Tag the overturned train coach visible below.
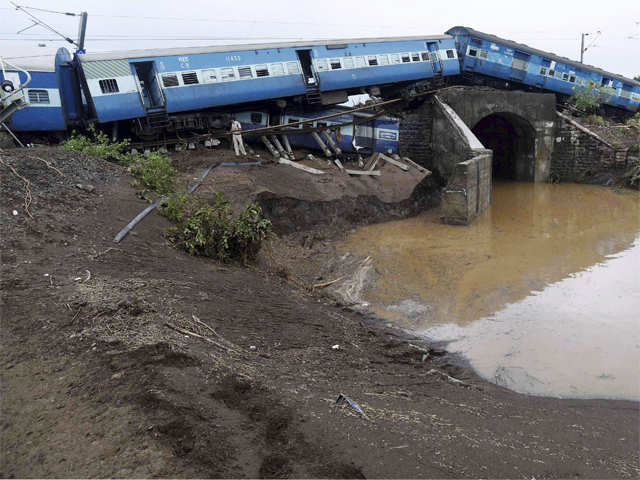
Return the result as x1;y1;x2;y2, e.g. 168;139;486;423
53;35;459;138
235;107;399;154
447;26;640;112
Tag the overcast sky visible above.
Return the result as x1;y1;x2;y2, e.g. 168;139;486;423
1;0;638;78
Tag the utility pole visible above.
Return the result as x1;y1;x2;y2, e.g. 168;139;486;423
580;33;586;63
76;11;88;53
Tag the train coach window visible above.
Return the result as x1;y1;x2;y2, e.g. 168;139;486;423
378;54;389;66
99;78;119;94
162;74;179;87
411;53;420;62
446;50;455;59
182;72;199;85
421;52;429;61
317;122;327;129
286;61;300;74
562;73;569;81
468;48;477;57
401;54;410;63
479;50;488;59
269;63;285;76
315;58;329;71
255;65;270;77
27;89;49;104
548;69;555;77
569;76;576;83
390;54;401;64
238;66;253;79
539;67;547;75
330;58;342;70
343;57;355;69
354;56;365;68
220;68;236;81
250;113;263;124
201;70;217;83
287;117;300;127
367;55;378;66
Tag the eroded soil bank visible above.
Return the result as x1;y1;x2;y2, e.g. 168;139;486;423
1;146;639;478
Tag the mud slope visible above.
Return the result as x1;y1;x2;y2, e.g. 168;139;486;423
1;147;638;479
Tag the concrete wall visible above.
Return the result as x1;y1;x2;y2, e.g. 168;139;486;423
551;118;628;182
441;153;493;225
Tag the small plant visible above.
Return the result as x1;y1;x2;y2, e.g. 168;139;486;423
129;151;175;196
626;113;640;130
63;125;130;160
583;114;606;126
161;193;272;264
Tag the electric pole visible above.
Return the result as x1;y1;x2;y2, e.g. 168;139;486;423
580;31;601;63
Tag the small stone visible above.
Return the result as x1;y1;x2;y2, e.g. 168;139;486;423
12;210;18;216
75;184;95;193
331;344;340;350
249;345;257;351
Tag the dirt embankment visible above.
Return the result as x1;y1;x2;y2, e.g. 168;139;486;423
1;146;639;479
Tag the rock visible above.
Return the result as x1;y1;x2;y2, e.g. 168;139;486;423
75;183;95;193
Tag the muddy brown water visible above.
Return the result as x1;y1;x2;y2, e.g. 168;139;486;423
340;182;640;401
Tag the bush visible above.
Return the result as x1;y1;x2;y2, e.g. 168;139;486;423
63;126;130;160
568;79;615;116
161;193;272;264
626;113;640;130
583;114;606;126
129;151;175;196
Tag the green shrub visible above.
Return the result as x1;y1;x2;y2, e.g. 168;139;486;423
129;151;175;196
161;193;272;264
568;79;615;116
583;114;606;126
626;113;640;130
63;126;130;160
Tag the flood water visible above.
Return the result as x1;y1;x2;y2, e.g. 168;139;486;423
340;182;640;400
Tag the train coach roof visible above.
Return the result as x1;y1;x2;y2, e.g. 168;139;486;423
447;26;640;87
77;35;453;62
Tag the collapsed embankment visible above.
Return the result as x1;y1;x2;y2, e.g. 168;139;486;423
1;145;639;479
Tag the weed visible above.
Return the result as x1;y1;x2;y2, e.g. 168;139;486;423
568;79;615;116
626;113;640;131
161;193;272;264
583;114;606;126
129;151;175;196
63;126;130;161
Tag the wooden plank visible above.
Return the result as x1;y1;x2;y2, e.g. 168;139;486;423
402;156;430;174
346;169;381;176
311;132;332;157
379;153;409;171
334;159;344;171
366;152;380;171
261;136;279;158
322;130;343;155
278;158;326;174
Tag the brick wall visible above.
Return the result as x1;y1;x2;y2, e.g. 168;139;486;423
398;101;433;167
551;119;624;181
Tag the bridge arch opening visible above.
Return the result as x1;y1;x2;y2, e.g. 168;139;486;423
472;112;536;181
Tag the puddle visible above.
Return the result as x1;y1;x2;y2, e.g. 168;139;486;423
340;182;640;400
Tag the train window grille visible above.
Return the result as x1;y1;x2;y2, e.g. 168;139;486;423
420;52;429;61
220;68;235;81
468;48;477;57
411;53;420;62
446;50;455;59
255;65;269;77
342;57;355;69
238;66;253;79
620;88;632;99
377;54;389;66
330;59;342;70
251;113;263;124
562;73;569;81
286;61;300;75
99;79;119;94
479;50;488;59
269;63;285;76
367;55;378;66
511;58;528;71
401;54;410;63
182;72;199;85
201;70;217;83
548;69;555;77
27;89;50;104
354;56;365;68
390;54;401;64
162;74;179;87
315;59;329;71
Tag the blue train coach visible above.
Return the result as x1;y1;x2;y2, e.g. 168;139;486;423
0;64;67;132
447;26;640;112
57;35;459;136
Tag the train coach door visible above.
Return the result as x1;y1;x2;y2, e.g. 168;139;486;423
426;42;443;74
296;50;317;87
131;61;165;110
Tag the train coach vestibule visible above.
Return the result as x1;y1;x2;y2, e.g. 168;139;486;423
472;113;536;181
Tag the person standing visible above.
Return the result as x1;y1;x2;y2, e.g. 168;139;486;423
230;117;247;156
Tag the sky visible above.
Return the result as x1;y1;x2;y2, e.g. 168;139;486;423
1;0;639;78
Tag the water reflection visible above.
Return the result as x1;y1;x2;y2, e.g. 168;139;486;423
340;182;640;400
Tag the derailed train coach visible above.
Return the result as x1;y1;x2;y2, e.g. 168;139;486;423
235;107;399;154
446;26;640;112
0;66;66;133
55;35;459;137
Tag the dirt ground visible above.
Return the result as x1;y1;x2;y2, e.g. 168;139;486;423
1;145;639;479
